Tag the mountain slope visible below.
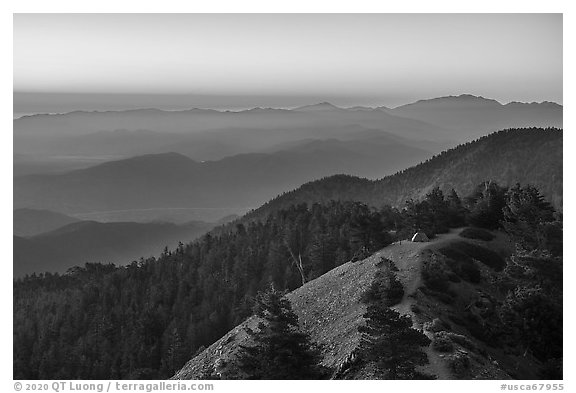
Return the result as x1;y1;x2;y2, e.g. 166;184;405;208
13;220;215;277
14;124;442;177
373;127;562;207
14;208;80;236
173;229;523;380
14;137;432;214
249;128;562;220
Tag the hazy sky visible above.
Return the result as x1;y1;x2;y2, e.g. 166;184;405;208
13;13;562;107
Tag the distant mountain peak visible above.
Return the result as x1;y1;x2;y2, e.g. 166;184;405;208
398;94;501;108
293;102;343;112
346;106;377;112
392;94;560;110
243;107;291;114
455;93;487;100
124;108;165;114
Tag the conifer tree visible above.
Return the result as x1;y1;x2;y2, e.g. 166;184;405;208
361;267;405;307
502;184;557;253
358;305;432;379
446;188;467;227
235;288;327;379
466;181;508;229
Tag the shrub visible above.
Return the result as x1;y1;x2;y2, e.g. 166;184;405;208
448;314;466;326
447;313;492;344
447;351;471;377
421;258;451;291
445;332;477;351
448;272;461;283
424;317;451;333
410;304;422;314
460;244;505;271
439;241;505;271
419;286;455;305
375;256;398;271
351;248;371;262
387;258;399;272
432;332;454;352
462;315;492;343
459;227;495;241
443;256;481;284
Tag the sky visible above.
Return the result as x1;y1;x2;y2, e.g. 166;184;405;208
13;13;563;111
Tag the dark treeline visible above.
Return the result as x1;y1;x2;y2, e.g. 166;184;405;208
13;182;561;379
475;184;563;377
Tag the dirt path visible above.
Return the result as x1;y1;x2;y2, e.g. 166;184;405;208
379;229;463;314
380;229;464;379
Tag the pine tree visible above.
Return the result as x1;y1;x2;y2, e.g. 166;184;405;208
350;211;391;253
502;184;557;253
499;286;562;361
425;187;450;233
358;305;432;379
466;181;508;229
162;326;187;375
308;233;337;278
235;288;327;379
361;267;405;307
446;188;467;227
403;199;434;237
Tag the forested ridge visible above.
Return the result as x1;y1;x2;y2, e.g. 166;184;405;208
249;128;562;220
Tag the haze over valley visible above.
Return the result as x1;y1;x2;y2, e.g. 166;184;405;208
13;94;562;216
12;95;563;274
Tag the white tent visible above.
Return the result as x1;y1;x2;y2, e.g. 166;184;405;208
411;232;429;242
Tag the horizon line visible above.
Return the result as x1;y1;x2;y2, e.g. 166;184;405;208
12;93;563;119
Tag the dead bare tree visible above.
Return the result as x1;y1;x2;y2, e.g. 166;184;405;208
284;239;307;286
